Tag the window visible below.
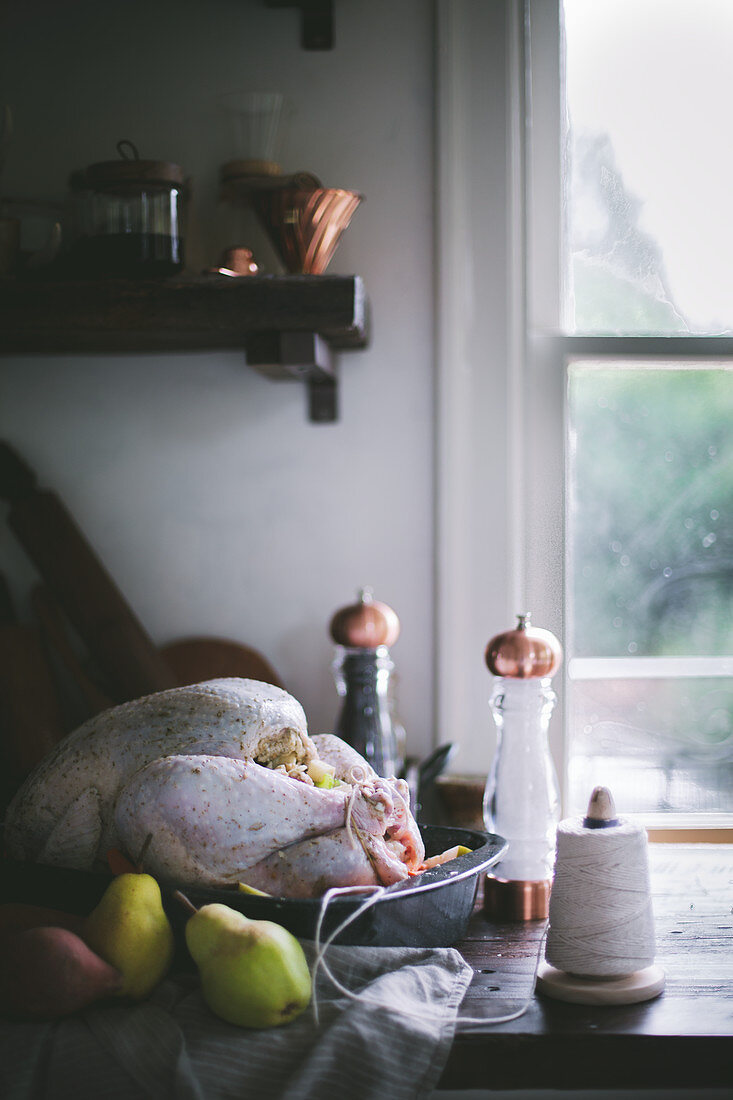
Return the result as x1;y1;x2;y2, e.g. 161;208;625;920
567;362;733;822
563;0;733;338
560;0;733;825
436;0;733;829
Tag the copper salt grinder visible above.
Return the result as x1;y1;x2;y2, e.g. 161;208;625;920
482;613;563;921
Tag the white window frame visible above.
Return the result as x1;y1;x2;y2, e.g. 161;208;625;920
435;0;733;825
436;0;564;785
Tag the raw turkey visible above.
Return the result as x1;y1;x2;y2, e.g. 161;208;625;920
3;679;424;897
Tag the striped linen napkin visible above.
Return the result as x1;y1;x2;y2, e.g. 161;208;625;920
0;943;473;1100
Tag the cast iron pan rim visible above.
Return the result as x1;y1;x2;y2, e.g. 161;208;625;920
187;825;508;910
0;825;507;919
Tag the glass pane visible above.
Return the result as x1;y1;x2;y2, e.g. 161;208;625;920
563;0;733;335
568;675;733;819
568;364;733;658
566;363;733;819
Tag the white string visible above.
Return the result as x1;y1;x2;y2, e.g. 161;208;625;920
545;817;656;977
312;884;386;1025
344;785;360;849
311;885;546;1028
452;921;547;1028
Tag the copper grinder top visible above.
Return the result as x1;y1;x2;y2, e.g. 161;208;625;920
329;587;400;649
485;612;562;679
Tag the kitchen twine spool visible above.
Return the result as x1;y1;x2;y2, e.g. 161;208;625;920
536;786;665;1005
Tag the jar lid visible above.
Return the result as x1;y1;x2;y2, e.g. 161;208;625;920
86;140;184;189
329;587;400;648
219;165;322;205
219;163;320;187
219;159;285;183
484;612;562;679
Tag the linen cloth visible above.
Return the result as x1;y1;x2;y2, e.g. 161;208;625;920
0;943;473;1100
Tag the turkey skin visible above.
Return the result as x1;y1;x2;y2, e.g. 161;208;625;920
3;678;424;896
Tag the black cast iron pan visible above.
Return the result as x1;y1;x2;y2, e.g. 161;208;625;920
1;826;506;949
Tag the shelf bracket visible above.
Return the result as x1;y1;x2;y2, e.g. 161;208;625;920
244;331;339;422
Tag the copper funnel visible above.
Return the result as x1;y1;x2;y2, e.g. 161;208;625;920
250;185;363;275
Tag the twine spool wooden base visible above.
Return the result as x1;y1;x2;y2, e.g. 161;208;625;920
537;962;665;1005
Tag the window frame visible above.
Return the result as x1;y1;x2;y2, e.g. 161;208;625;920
435;0;733;831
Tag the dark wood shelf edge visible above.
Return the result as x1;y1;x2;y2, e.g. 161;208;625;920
0;273;368;355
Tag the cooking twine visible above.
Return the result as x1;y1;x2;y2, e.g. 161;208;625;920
545;816;656;978
312;885;546;1027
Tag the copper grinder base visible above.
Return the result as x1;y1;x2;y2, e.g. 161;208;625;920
483;873;551;921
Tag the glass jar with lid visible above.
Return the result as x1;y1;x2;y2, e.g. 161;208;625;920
77;141;186;278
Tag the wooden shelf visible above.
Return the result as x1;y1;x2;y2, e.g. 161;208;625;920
0;273;367;353
0;274;368;421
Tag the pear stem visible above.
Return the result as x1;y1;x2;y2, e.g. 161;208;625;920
172;889;198;916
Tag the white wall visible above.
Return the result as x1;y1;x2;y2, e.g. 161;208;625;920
0;0;437;754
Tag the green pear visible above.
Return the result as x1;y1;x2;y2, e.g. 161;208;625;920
185;903;311;1028
84;873;175;1000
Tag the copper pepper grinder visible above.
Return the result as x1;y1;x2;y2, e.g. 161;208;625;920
329;588;404;777
482;612;563;920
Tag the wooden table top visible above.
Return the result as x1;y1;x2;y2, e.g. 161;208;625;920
440;844;733;1091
